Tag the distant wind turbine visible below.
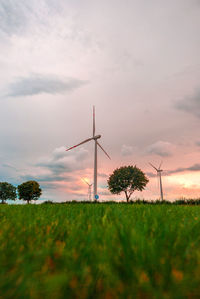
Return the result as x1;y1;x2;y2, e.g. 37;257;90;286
149;161;164;201
66;106;111;201
82;178;93;201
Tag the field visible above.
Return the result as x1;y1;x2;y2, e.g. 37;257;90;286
1;203;200;298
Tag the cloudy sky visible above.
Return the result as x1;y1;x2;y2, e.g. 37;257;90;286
0;0;200;202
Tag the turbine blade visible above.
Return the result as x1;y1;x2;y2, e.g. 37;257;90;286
159;161;163;170
66;137;93;151
93;106;95;137
149;162;158;172
97;142;111;160
82;178;90;186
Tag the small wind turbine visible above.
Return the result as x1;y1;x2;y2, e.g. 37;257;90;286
82;178;93;201
66;106;111;201
149;161;164;201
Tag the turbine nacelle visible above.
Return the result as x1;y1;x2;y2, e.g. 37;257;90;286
93;135;101;140
149;162;163;173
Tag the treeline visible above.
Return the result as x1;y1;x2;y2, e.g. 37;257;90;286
42;199;200;205
0;181;42;204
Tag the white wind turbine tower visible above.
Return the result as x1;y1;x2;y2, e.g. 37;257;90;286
149;162;164;201
66;106;111;201
82;178;93;201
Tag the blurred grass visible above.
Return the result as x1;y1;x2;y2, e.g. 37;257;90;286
0;204;200;298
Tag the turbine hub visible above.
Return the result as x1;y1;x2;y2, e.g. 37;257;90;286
94;135;101;140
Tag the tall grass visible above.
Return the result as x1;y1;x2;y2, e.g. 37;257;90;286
0;204;200;298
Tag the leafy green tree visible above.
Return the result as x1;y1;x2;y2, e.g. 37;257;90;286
108;165;149;202
0;182;17;204
18;181;42;204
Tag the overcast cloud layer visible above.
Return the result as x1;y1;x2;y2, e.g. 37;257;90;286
0;0;200;201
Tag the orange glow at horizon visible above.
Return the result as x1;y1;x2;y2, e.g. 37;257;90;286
43;168;200;200
81;178;90;184
166;172;200;189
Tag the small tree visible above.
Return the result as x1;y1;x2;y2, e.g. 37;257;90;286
108;165;149;202
0;182;17;204
18;181;42;204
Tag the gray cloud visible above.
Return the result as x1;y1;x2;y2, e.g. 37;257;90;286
7;74;87;97
167;164;200;175
146;141;175;157
37;162;66;174
70;185;82;191
185;164;200;172
121;144;133;156
15;146;90;196
0;1;63;36
21;174;74;183
148;163;200;178
176;88;200;118
0;1;28;35
196;141;200;146
98;172;108;178
146;172;157;178
36;146;89;175
2;163;18;171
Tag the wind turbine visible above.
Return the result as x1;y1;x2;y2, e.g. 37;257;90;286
82;178;93;201
149;161;164;201
66;106;111;201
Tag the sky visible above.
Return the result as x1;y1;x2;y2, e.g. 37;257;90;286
0;0;200;202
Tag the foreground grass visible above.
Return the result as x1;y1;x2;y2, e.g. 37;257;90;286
0;204;200;298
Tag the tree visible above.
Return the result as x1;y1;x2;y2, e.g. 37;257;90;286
0;182;17;204
108;165;149;202
18;181;42;204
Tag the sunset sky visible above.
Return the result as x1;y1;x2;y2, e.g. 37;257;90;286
0;0;200;202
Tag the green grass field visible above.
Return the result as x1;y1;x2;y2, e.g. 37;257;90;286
1;203;200;298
